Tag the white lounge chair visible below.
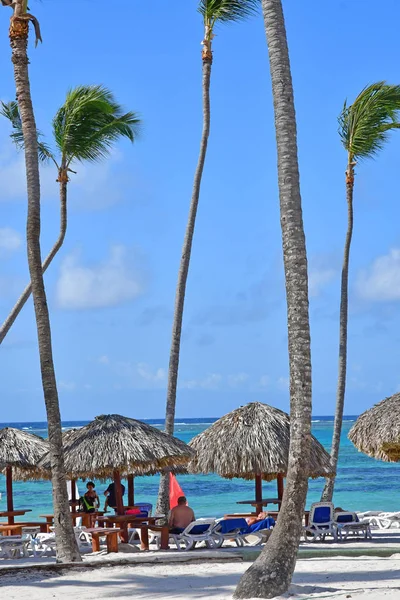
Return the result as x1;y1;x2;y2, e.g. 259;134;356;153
334;512;372;540
166;519;219;551
0;535;28;559
367;512;400;529
303;502;337;542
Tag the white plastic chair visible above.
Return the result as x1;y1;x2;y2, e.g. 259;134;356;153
21;526;41;557
368;512;400;529
0;535;28;559
303;502;337;542
74;527;93;552
167;519;218;551
334;511;372;540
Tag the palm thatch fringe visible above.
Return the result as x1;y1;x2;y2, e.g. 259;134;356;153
37;414;194;480
187;402;334;480
0;427;48;478
349;393;400;462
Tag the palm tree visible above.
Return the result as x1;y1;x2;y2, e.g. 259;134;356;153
2;0;82;563
234;0;312;597
156;0;259;515
0;86;140;344
322;82;400;502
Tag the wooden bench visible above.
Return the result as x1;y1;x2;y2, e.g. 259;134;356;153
85;528;120;553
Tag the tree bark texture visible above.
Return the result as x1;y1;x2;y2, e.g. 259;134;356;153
234;1;312;597
156;57;212;517
0;178;67;344
321;161;354;502
9;21;80;563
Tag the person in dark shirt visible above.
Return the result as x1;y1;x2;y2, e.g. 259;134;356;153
104;481;125;512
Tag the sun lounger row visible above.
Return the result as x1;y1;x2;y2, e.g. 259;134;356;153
357;510;400;530
304;502;372;542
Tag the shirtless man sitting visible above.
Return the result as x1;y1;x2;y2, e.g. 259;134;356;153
168;496;195;533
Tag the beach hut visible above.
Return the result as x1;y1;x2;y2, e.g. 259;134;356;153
38;414;194;515
0;427;49;524
349;393;400;461
187;402;334;514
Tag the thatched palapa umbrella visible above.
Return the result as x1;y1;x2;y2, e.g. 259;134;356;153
38;414;194;515
0;427;49;523
349;393;400;461
188;402;334;513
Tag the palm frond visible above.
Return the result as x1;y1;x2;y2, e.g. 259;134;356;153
198;0;259;24
339;82;400;160
53;85;141;165
0;100;54;163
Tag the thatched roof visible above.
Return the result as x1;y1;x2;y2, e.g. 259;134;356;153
0;427;49;479
187;402;334;481
349;393;400;461
38;414;194;480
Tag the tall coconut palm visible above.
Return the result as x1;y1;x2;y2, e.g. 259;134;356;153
322;82;400;502
1;0;81;563
0;86;140;344
156;0;259;515
234;0;312;597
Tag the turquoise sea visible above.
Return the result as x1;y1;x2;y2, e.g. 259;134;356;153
0;416;398;520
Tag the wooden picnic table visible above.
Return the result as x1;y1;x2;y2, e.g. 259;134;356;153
0;521;48;536
99;515;169;550
40;511;105;532
84;528;121;553
0;509;32;525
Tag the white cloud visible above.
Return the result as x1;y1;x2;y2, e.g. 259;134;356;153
277;377;289;391
180;373;222;390
0;140;56;202
308;267;337;297
59;381;76;391
0;227;22;254
356;249;400;302
136;362;166;383
227;373;249;388
56;245;145;310
98;355;110;365
0;134;135;211
259;375;270;388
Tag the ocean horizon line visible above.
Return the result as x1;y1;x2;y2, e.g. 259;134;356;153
0;415;358;428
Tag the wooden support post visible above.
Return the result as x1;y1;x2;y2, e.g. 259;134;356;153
277;473;284;508
6;466;14;524
255;474;263;515
71;478;77;514
128;475;134;506
113;470;124;516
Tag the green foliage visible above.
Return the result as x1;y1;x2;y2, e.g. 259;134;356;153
198;0;259;25
0;86;140;171
53;85;140;166
0;100;53;163
339;82;400;160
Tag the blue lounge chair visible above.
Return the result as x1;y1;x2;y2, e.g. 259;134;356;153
213;517;274;547
334;511;372;541
303;502;337;542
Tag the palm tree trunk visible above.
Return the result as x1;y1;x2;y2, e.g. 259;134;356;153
322;160;354;502
234;1;312;597
156;52;212;516
0;177;67;344
9;9;80;563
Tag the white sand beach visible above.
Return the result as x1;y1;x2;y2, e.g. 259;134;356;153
1;555;400;599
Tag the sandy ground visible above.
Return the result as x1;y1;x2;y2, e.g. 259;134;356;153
1;555;400;599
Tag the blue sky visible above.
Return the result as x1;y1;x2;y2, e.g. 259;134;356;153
1;0;400;421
